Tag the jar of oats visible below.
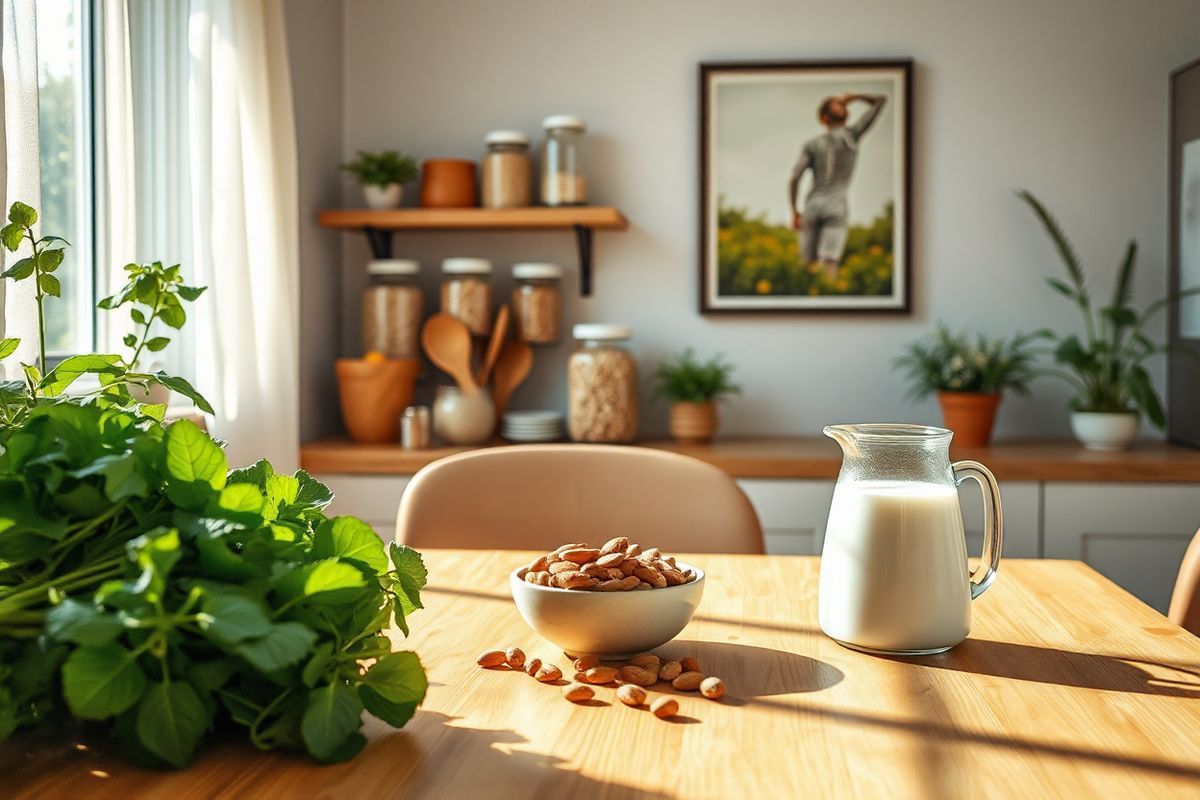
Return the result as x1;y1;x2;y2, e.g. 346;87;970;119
567;323;638;443
440;257;492;337
511;263;562;346
481;130;531;209
540;115;586;206
361;259;423;359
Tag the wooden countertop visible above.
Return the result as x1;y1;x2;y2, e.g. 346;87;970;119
13;551;1200;797
300;436;1200;483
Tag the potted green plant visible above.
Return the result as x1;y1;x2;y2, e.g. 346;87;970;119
0;202;428;765
341;149;419;209
1018;190;1200;451
895;324;1044;447
653;349;740;443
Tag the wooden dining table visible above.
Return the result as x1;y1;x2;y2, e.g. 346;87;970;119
7;550;1200;798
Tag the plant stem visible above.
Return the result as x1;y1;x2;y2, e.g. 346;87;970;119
25;228;45;374
127;288;164;372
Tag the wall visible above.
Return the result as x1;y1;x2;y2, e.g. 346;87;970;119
325;0;1200;439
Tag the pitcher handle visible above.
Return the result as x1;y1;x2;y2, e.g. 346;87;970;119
952;460;1003;599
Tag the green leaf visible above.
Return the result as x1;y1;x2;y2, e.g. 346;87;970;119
0;337;18;359
301;683;364;762
199;594;272;644
177;285;207;301
207;483;265;525
144;337;171;352
61;643;148;719
37;248;65;273
235;622;317;673
389;543;428;616
1101;305;1137;328
164;420;227;508
9;201;37;227
129;528;182;594
228;459;274;489
313;517;388;573
359;651;426;728
71;452;150;502
158;294;186;329
123;333;138;348
37;273;60;297
130;307;146;324
1053;335;1092;369
277;559;369;606
45;599;125;646
301;642;335;688
1126;365;1164;429
40;354;123;397
2;257;35;280
291;470;334;511
1;222;24;251
136;681;208;767
153;372;214;415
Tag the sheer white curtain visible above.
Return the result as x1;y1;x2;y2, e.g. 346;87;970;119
0;0;41;375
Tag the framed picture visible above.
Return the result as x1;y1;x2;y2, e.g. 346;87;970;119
1169;55;1200;448
700;59;913;313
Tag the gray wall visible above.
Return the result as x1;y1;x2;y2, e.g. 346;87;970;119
317;0;1200;439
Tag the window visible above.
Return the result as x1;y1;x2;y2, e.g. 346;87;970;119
36;0;94;357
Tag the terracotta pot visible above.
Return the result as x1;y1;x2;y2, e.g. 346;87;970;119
420;159;478;208
938;392;1000;448
669;401;718;444
336;357;419;443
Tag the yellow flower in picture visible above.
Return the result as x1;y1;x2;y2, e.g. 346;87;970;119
869;245;884;256
755;278;772;294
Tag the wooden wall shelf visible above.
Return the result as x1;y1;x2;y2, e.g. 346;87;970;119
316;207;628;296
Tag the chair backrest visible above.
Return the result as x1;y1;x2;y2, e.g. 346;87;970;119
1169;528;1200;635
396;444;764;554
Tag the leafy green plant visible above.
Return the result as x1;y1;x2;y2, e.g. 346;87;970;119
99;260;206;370
0;202;428;765
894;323;1046;399
1;201;68;372
340;149;418;187
1018;190;1200;427
653;349;741;404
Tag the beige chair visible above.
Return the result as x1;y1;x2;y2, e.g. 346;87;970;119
1169;528;1200;635
395;444;764;554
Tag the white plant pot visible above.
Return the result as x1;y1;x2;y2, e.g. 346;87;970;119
1070;411;1139;452
363;183;403;209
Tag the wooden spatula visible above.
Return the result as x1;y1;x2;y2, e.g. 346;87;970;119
477;305;510;387
490;339;533;424
421;313;478;393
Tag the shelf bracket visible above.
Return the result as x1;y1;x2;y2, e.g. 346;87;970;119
363;226;392;259
573;224;593;297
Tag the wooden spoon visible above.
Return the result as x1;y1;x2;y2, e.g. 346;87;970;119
421;313;478;393
490;340;533;423
477;305;510;387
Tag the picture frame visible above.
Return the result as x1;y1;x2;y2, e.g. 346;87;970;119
1169;55;1200;448
699;59;913;314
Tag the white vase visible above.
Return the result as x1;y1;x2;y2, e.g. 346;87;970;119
363;183;403;209
1070;411;1139;451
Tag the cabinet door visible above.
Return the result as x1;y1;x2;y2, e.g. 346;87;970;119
319;474;411;542
1043;483;1200;612
957;480;1040;558
737;479;836;556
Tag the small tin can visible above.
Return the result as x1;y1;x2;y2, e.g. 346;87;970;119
401;406;431;450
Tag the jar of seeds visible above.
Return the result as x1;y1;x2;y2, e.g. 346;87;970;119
361;258;423;358
440;257;492;337
540;115;586;206
567;323;638;443
511;262;562;346
481;130;531;209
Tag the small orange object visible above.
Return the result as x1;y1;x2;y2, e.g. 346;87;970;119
363;350;387;363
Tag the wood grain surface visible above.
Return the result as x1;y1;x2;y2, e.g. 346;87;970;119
7;551;1200;798
300;436;1200;483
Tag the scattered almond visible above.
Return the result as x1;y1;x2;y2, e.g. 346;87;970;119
659;661;682;681
617;684;647;707
629;653;661;668
651;697;679;719
574;655;600;672
535;664;563;683
619;665;658;687
505;647;526;669
680;656;701;673
700;676;725;700
562;683;595;702
477;650;507;668
584;666;620;685
672;671;704;691
525;658;542;676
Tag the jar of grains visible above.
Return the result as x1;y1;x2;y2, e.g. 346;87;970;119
481;130;531;209
361;258;423;358
511;262;562;346
440;257;493;337
567;323;638;443
540;115;586;206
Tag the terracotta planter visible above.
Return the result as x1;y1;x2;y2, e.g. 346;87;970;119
669;401;718;444
938;392;1000;448
336;357;419;444
420;159;478;208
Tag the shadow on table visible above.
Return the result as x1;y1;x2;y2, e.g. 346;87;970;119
653;640;844;698
892;638;1200;698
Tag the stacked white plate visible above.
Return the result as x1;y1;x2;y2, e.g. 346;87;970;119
502;410;564;443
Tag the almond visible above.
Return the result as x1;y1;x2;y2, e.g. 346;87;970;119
595;552;626;568
526;658;542;676
477;650;506;668
617;575;642;590
535;571;553;586
665;556;677;567
527;554;550;572
549;561;578;575
535;664;563;683
625;543;642;558
661;568;685;586
643;547;662;560
517;567;529;580
635;582;652;590
633;564;662;584
554;542;589;554
595;579;625;591
659;661;683;681
629;653;661;668
617;684;647;707
554;571;599;590
599;536;630;556
560;548;602;564
680;656;701;673
574;655;600;671
523;571;538;584
651;697;679;719
581;562;609;577
573;670;589;683
619;665;658;687
672;671;705;691
584;666;620;685
505;647;526;669
618;559;639;576
700;676;725;699
562;682;595;702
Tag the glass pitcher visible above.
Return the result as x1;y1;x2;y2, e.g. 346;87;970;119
819;423;1003;655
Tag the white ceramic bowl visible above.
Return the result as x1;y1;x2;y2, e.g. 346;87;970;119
509;563;705;658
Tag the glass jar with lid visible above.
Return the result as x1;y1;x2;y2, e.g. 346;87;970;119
567;323;638;443
511;262;562;346
361;258;423;359
481;130;531;209
540;115;587;206
440;257;492;337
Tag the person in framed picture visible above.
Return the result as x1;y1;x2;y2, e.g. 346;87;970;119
788;93;887;279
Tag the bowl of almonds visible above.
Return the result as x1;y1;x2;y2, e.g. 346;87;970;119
510;537;705;658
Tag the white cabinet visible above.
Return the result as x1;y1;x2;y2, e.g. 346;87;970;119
319;474;410;542
737;479;835;556
1043;483;1200;613
958;480;1040;559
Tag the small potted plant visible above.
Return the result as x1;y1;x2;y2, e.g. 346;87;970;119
653;349;740;443
1019;190;1200;451
895;324;1044;447
341;149;419;209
